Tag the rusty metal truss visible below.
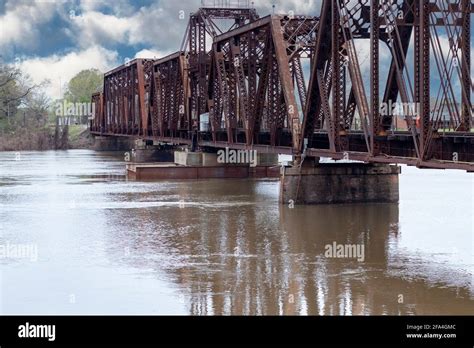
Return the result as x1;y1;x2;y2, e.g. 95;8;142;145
91;1;474;171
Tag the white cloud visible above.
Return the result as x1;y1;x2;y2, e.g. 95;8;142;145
68;11;133;47
0;1;56;51
18;46;119;100
255;0;320;15
134;49;170;59
68;0;321;54
78;0;135;16
68;2;187;51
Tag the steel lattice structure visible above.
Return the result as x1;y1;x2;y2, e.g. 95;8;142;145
91;1;474;171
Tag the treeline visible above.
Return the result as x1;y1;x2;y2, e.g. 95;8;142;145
0;62;103;151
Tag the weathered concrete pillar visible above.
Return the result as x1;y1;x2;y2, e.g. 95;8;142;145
94;136;118;151
280;163;400;205
174;151;203;166
129;150;281;180
130;140;173;162
94;136;134;151
256;153;279;166
116;138;134;151
132;148;174;162
202;153;218;166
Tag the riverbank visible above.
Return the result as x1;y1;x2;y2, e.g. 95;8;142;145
67;125;95;149
0;125;94;151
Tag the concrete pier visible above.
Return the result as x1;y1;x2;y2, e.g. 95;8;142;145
130;140;174;162
132;147;174;163
256;153;279;166
174;151;205;166
127;150;280;180
93;136;134;151
280;163;400;205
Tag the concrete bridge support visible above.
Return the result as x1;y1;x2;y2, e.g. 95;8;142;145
280;164;400;205
131;140;174;163
93;136;134;152
127;150;280;180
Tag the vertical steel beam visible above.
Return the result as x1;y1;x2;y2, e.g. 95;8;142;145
151;68;159;136
247;30;257;145
461;0;472;131
254;28;272;137
198;18;207;122
330;1;341;152
292;57;307;113
136;60;147;136
215;50;233;143
419;0;431;159
231;44;249;140
371;0;381;155
317;69;335;152
125;67;130;134
271;17;301;153
179;54;191;131
303;0;331;141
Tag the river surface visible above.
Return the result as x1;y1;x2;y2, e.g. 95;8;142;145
0;150;472;315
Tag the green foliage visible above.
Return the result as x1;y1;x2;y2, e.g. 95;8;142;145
63;69;103;103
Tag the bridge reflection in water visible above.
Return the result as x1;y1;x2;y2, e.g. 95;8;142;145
104;180;473;315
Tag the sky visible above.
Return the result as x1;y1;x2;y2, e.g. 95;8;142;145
0;0;472;102
0;0;319;99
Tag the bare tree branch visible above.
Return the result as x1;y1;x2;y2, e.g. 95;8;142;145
0;70;20;88
5;84;38;103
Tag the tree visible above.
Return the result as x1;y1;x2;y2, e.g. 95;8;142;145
0;63;39;120
24;89;51;125
63;69;103;103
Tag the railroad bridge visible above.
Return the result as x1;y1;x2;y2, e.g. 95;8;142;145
90;0;473;204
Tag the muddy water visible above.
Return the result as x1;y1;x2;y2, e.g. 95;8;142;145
0;150;472;315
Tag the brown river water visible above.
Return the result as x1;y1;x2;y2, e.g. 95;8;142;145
0;150;472;315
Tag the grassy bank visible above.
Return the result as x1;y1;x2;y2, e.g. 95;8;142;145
68;125;95;149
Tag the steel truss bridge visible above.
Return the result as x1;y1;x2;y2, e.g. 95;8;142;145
90;0;474;171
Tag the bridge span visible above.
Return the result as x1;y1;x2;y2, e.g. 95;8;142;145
90;1;473;203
